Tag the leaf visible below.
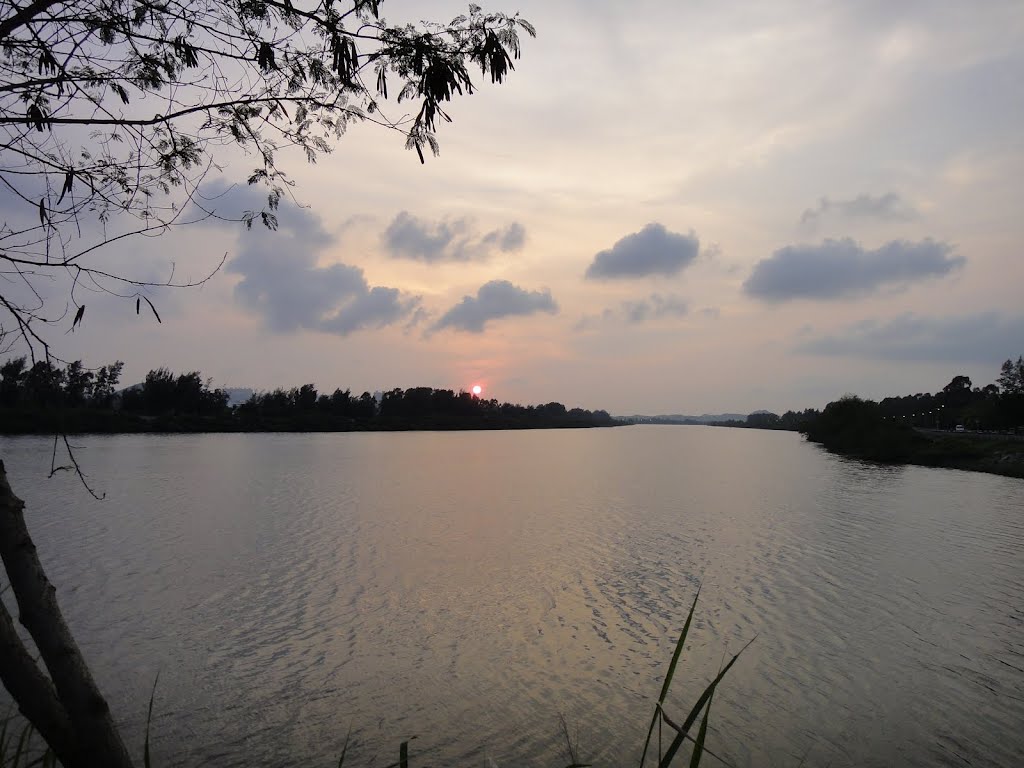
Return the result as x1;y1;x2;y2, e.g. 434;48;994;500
111;82;130;104
57;170;74;204
144;296;162;323
136;297;141;315
687;691;712;768
144;671;160;768
27;103;48;131
640;584;701;767
38;198;46;225
258;41;276;71
658;637;755;768
71;305;85;331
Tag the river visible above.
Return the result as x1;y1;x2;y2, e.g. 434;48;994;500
1;427;1022;767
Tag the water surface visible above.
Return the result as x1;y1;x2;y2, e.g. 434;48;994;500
1;427;1022;767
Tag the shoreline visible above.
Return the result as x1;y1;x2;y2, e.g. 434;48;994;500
813;431;1024;480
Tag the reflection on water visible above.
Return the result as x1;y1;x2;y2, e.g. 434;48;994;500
1;427;1022;767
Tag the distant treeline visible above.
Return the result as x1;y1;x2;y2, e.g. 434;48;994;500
710;356;1024;438
708;410;820;431
0;358;618;433
800;356;1024;476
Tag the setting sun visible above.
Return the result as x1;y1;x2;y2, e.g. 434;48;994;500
472;385;483;396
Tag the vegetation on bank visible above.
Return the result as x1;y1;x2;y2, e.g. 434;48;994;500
707;356;1024;438
801;394;1024;478
0;358;618;433
699;356;1024;478
797;356;1024;478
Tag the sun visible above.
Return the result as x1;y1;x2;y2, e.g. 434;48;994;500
472;385;483;396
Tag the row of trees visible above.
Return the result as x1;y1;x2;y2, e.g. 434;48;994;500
710;409;821;431
716;356;1024;436
801;394;925;462
874;356;1024;431
0;358;124;409
0;357;617;432
797;356;1024;465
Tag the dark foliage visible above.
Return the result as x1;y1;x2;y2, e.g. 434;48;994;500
797;357;1024;475
802;395;925;462
710;408;821;432
0;0;535;360
0;357;618;433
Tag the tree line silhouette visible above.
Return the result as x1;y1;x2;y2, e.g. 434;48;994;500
0;358;617;433
709;355;1024;439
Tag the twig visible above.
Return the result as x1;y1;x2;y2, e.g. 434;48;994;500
47;434;104;500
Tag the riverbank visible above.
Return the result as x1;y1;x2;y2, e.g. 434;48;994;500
900;431;1024;478
805;420;1024;479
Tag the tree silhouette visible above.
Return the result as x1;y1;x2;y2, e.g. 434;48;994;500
0;0;535;360
0;1;534;765
998;356;1024;395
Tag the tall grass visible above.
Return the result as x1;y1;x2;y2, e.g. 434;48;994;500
363;588;750;768
639;587;753;768
0;709;55;768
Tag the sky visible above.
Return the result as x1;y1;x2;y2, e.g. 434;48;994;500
26;0;1024;415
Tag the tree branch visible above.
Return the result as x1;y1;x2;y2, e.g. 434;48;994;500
0;0;65;41
0;595;77;766
0;460;134;768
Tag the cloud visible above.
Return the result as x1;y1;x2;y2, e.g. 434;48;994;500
576;293;689;330
743;238;964;302
585;223;700;280
622;294;690;324
797;312;1024;364
800;193;918;227
220;193;419;336
383;211;525;262
433;280;557;333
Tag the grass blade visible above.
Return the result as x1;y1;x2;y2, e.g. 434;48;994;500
144;671;160;768
658;584;702;704
640;584;701;767
380;737;417;768
12;721;33;767
658;637;755;768
337;724;352;768
687;690;713;768
1;717;8;763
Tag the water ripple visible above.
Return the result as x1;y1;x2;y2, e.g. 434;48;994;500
1;428;1022;767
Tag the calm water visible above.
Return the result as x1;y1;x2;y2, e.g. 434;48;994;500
1;427;1022;767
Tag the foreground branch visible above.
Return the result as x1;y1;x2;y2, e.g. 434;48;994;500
0;597;77;764
0;459;134;768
